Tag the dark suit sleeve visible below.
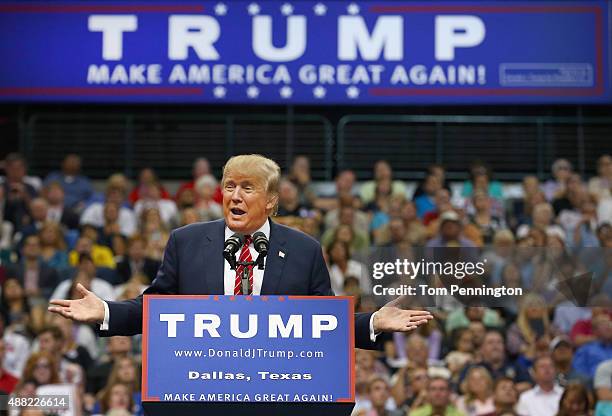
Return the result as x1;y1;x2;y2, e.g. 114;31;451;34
309;244;382;351
98;231;179;337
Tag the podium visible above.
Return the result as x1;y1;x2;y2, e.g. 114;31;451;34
140;295;356;415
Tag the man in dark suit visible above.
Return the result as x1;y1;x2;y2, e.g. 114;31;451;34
49;155;431;349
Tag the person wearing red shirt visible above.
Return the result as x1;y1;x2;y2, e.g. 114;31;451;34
175;157;222;205
0;339;19;393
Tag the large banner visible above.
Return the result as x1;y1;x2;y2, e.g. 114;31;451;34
0;1;609;104
141;295;355;403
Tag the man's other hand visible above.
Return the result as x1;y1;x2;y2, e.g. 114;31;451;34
48;283;105;324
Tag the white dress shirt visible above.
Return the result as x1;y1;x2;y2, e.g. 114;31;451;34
223;221;269;295
516;384;563;416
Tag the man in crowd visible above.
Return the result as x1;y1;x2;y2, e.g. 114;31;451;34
516;355;564;416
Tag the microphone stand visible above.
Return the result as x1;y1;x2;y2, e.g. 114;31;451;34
235;254;266;295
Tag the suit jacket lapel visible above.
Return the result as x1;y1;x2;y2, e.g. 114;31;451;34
203;219;225;295
261;219;287;295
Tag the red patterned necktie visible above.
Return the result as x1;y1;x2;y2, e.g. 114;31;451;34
233;235;253;295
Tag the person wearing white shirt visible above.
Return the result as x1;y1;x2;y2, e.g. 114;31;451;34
516;355;563;416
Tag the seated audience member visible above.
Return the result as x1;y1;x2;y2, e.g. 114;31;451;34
44;154;94;210
572;313;612;380
48;312;97;365
359;160;407;206
36;325;85;387
128;168;170;205
314;169;358;212
69;233;116;269
86;337;132;398
321;206;370;251
410;376;464;416
0;339;18;393
358;375;403;416
38;221;70;271
14;197;49;248
462;161;504;201
7;235;59;299
274;178;312;226
139;208;169;261
589;154;611;202
460;330;532;393
422;188;452;227
426;210;477;249
556;383;592;416
456;366;495;416
568;195;600;249
287;155;317;208
80;176;136;237
95;382;135;416
445;306;503;337
505;294;554;362
550;336;577;387
43;181;80;229
51;253;116;302
193;174;223;222
413;164;451;200
133;182;177;228
492;377;518;416
0;314;31;378
326;239;369;296
415;174;442;219
1;153;39;232
92;356;142;416
516;355;563;416
353;350;391;414
115;236;160;284
445;328;475;383
570;295;611;347
507;175;542;230
543;158;573;201
1;278;39;332
391;366;429;412
21;351;60;387
467;190;506;245
175;157;222;204
594;359;612;416
324;194;370;237
553;173;585;217
97;201;125;247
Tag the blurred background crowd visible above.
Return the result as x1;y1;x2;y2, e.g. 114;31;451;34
0;151;610;416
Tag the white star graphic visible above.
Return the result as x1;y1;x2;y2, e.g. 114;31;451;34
247;2;260;15
213;86;226;98
347;3;360;15
346;86;360;99
246;85;260;98
313;3;327;16
281;3;294;16
280;86;293;98
214;3;227;16
313;86;326;99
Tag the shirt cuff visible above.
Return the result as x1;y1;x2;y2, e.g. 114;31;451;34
369;311;381;343
99;300;110;331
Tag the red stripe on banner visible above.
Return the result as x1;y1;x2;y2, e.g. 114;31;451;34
0;3;205;13
369;5;599;14
368;87;602;97
0;87;203;96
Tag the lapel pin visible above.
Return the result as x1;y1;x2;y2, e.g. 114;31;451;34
279;251;285;258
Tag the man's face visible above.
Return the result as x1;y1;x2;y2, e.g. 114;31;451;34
428;379;450;408
23;237;41;259
494;380;517;405
481;333;505;363
368;380;389;407
128;240;146;261
440;221;461;241
533;357;556;385
222;171;276;234
38;332;60;353
62;155;81;175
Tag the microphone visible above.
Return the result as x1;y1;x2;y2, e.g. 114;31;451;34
223;233;245;270
252;232;269;257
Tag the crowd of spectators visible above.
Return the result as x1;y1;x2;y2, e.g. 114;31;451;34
0;151;610;416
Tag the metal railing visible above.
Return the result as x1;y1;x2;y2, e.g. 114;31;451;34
21;111;612;181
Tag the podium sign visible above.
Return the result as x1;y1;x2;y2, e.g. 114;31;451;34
142;295;355;404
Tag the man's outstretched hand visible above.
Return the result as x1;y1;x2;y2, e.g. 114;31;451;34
373;296;433;333
48;283;105;324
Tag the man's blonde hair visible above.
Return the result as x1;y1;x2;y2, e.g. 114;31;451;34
222;155;281;213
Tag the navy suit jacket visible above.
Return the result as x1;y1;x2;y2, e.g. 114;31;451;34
101;219;379;350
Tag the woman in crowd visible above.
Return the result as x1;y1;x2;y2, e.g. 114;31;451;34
139;208;169;261
326;239;370;295
556;383;592;416
506;293;554;362
194;174;223;222
21;351;60;387
38;221;69;271
456;365;496;416
95;382;135;416
468;190;506;245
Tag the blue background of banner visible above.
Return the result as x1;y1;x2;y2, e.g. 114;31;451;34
0;1;609;104
142;296;353;402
